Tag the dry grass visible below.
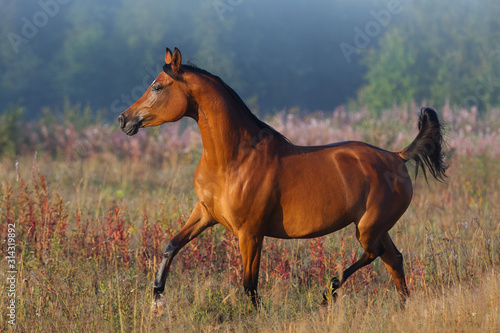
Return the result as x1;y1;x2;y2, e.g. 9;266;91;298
1;107;499;332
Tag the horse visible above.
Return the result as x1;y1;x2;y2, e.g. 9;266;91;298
118;47;447;307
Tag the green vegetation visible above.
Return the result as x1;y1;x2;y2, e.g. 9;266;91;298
358;0;500;112
1;107;498;331
0;106;24;158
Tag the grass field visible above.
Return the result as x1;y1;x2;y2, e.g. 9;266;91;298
1;105;499;332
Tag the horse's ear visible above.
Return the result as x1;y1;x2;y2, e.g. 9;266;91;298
171;47;182;72
165;47;173;64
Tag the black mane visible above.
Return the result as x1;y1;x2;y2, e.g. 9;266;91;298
163;63;289;143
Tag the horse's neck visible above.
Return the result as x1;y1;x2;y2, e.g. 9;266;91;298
194;87;263;168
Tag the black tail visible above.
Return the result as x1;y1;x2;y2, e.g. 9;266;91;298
399;107;448;182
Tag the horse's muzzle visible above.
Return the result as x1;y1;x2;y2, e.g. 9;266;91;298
118;114;141;136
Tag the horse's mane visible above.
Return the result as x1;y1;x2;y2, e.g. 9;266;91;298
163;63;290;143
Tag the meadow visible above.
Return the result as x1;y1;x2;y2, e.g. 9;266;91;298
0;104;499;332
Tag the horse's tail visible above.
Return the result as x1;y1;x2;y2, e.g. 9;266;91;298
397;107;448;182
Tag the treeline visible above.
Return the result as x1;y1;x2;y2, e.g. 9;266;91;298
1;0;499;118
358;0;500;112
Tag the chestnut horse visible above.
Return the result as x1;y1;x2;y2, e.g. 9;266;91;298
118;47;446;307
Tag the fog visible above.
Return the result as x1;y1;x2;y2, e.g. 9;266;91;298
1;0;498;117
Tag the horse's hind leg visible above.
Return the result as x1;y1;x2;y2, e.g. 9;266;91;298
380;232;409;303
323;222;386;303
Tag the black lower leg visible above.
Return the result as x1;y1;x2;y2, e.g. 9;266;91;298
322;244;385;304
245;288;261;308
153;242;177;298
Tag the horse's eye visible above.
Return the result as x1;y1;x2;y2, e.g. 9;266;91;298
152;84;163;92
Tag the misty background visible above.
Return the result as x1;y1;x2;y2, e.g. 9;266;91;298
1;0;499;119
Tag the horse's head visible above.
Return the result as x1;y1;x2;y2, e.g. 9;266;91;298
118;47;192;136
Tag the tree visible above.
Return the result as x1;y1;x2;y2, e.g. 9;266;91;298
358;0;500;112
358;28;417;112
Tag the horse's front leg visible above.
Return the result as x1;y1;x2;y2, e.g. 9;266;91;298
238;232;264;308
153;202;216;300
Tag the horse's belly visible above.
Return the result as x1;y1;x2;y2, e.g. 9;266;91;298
265;211;354;239
264;183;364;239
265;150;368;239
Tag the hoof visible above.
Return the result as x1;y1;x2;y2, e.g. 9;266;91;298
251;295;262;308
321;289;338;306
151;294;166;316
321;276;340;305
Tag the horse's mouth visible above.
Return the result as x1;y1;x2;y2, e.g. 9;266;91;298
124;123;140;136
122;119;143;136
118;113;144;136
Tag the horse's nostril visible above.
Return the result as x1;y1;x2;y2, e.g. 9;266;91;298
118;115;125;128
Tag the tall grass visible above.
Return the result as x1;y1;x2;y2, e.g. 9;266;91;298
0;105;499;332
